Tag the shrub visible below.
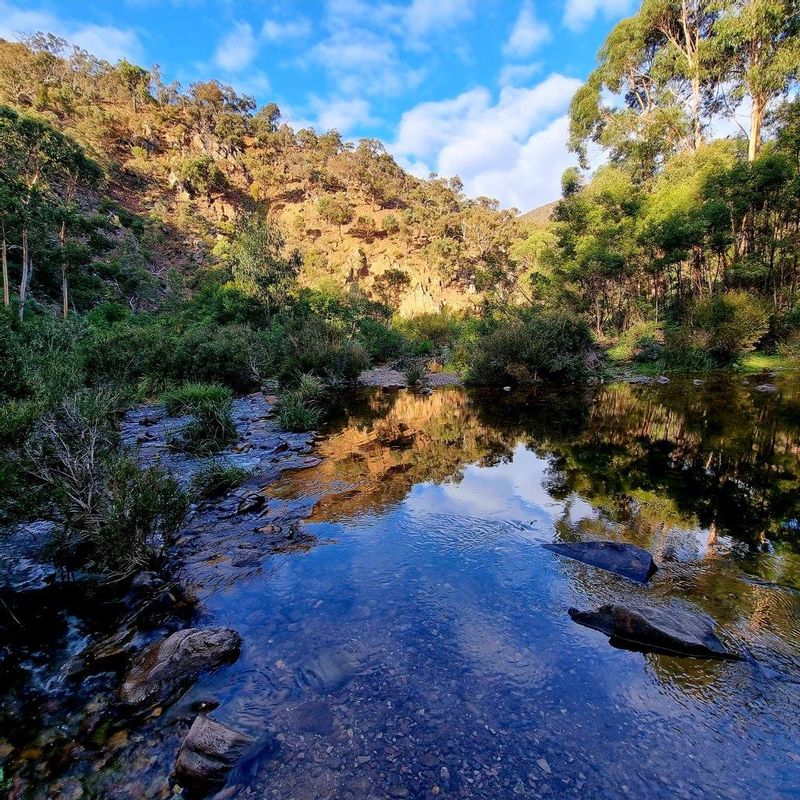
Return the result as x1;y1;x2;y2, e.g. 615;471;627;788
404;361;427;388
295;372;327;404
269;316;369;386
467;310;595;385
0;311;27;399
162;383;237;454
356;318;409;362
96;460;188;573
687;291;769;364
161;382;232;416
397;311;464;352
191;460;250;499
178;155;226;196
608;321;664;363
277;392;322;432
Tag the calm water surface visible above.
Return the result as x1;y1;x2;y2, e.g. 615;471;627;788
184;378;800;799
7;376;800;799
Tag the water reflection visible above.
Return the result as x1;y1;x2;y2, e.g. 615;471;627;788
7;377;800;799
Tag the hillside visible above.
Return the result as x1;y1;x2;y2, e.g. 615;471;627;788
0;35;525;317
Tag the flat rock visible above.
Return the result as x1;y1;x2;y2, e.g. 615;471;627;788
568;603;741;660
118;627;241;710
755;383;778;393
175;714;253;790
543;541;657;583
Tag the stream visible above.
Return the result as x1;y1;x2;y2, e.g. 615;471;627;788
2;375;800;799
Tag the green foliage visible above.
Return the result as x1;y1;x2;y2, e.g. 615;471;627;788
277;392;322;432
295;372;328;404
162;383;236;453
357;317;409;362
608;321;664;363
161;382;232;416
467;311;595;385
685;290;770;364
96;460;188;573
403;361;427;388
178;155;226;196
227;218;301;311
191;460;250;499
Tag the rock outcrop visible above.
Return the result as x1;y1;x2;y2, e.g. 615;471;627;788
174;714;253;790
543;541;657;583
568;603;741;660
118;627;241;710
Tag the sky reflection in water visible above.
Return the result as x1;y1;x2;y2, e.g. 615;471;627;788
187;378;800;799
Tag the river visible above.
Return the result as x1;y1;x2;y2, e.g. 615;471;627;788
3;376;800;798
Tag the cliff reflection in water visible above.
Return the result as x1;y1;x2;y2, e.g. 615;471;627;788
280;376;800;558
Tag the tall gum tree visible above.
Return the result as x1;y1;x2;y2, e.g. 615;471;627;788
713;0;800;160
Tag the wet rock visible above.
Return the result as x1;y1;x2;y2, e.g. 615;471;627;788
656;375;670;384
692;379;704;387
543;541;657;583
755;383;778;393
568;603;741;660
237;494;266;515
175;714;253;790
118;628;241;710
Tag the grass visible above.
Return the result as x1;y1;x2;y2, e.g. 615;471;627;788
191;460;250;499
162;383;237;454
738;352;791;373
161;382;232;416
277;392;322;432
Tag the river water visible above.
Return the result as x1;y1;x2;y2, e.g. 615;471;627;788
4;376;800;798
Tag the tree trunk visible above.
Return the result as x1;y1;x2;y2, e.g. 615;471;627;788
1;226;8;307
60;220;68;319
748;95;764;162
18;227;29;321
691;73;702;150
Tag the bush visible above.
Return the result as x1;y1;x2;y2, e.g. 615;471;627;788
404;361;427;388
96;460;188;573
608;321;664;363
687;291;769;364
277;392;322;432
268;315;369;386
161;382;232;416
467;310;595;385
295;372;327;404
357;318;409;362
191;460;250;499
162;383;237;454
397;311;464;352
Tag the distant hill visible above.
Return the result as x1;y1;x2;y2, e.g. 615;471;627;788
0;35;528;317
519;201;558;225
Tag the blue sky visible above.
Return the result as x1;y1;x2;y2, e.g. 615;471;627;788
0;0;636;210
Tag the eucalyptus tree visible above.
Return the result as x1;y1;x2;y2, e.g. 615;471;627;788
713;0;800;160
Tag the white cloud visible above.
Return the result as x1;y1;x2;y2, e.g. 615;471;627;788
563;0;634;32
499;62;542;87
309;96;375;134
503;1;550;58
392;73;582;210
214;21;257;72
261;18;312;42
0;2;143;62
406;0;476;35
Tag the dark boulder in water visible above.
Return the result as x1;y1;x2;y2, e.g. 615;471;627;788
568;603;741;660
174;714;253;790
118;627;241;710
543;540;657;583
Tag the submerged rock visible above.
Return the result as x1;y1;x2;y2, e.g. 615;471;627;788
568;603;741;660
118;627;241;710
543;540;657;583
175;714;253;790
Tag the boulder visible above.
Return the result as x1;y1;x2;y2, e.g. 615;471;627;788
543;541;657;583
118;627;241;710
175;714;253;790
568;603;741;660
